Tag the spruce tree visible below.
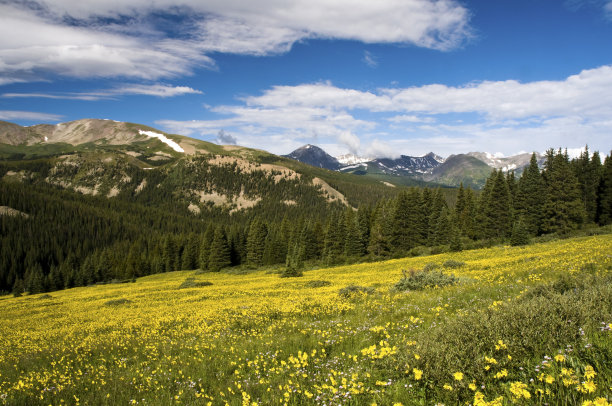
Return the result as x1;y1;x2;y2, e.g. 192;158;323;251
482;170;513;239
344;209;364;258
367;201;392;258
246;218;268;267
515;153;546;235
542;149;586;234
12;278;24;297
208;227;231;272
283;241;304;278
428;189;448;244
198;224;215;270
433;207;452;246
596;152;612;225
510;217;530;246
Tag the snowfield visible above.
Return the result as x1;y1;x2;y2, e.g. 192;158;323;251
138;130;184;153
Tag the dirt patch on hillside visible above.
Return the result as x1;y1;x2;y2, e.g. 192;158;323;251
381;181;396;187
124;151;142;157
107;187;120;198
135;179;147;194
196;189;261;213
0;206;29;218
207;156;300;183
188;203;201;214
312;178;348;206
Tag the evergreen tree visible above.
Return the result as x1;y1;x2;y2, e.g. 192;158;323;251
12;278;24;297
246;218;268;267
596;152;612;225
481;170;512;239
208;227;231;272
515;153;546;235
180;233;199;270
344;208;364;258
542;149;586;234
433;207;451;246
510;217;530;246
283;241;304;278
162;235;179;272
572;147;603;223
198;224;215;270
367;200;392;258
428;189;448;244
25;264;45;294
357;205;372;253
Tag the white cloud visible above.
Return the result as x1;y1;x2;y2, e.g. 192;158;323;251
363;51;378;68
338;131;361;153
0;0;471;82
216;129;237;145
157;65;612;157
605;0;612;18
2;84;202;100
0;110;62;121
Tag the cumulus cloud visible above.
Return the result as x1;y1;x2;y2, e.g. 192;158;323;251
338;131;361;153
2;84;202;100
157;65;612;157
216;129;237;145
0;0;471;82
0;110;62;121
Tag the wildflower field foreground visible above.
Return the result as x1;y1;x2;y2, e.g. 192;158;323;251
1;235;611;405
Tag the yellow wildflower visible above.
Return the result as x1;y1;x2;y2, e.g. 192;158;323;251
453;372;464;381
413;368;423;381
584;365;596;380
509;381;531;400
555;354;566;362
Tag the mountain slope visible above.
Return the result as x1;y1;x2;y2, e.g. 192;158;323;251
283;144;341;170
0;120;403;215
424;154;493;189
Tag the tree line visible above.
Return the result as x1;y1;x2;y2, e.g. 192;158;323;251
2;147;611;295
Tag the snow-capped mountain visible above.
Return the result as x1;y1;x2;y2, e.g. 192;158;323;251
336;153;374;165
367;152;445;176
284;144;546;188
467;152;543;173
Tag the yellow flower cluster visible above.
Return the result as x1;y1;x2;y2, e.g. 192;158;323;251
0;234;609;404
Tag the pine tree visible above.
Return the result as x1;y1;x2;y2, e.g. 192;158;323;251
208;227;231;272
246;218;268;267
367;201;392;258
515;153;546;235
510;217;530;246
198;224;215;270
180;233;199;270
542;149;586;234
481;170;513;239
12;278;24;297
283;241;304;278
344;209;364;258
428;189;448;244
433;207;451;246
596;152;612;225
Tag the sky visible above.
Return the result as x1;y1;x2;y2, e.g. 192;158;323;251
1;0;612;158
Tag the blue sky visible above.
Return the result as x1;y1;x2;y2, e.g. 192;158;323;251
1;0;611;157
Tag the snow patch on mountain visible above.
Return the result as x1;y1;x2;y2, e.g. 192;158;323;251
336;153;373;165
139;130;184;153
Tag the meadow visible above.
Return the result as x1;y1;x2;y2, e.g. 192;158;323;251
1;235;611;405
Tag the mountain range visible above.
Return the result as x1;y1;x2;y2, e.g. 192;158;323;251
283;144;542;188
0;118;540;200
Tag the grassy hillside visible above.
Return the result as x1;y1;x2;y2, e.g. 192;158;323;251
1;235;611;405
